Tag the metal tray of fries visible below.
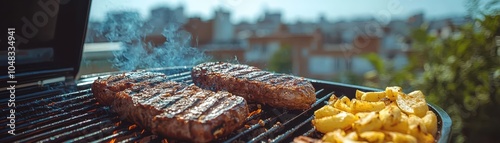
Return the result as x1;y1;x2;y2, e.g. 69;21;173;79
309;79;452;143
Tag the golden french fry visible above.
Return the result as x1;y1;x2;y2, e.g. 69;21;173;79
351;99;385;113
334;96;352;112
356;90;365;100
359;131;385;143
422;111;438;136
353;112;383;133
361;91;386;102
314;105;342;119
312;112;357;133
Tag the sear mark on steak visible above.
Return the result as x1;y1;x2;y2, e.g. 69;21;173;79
92;72;249;143
191;62;316;110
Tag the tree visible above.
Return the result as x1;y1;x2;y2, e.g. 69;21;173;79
268;45;293;73
362;1;500;142
413;16;499;143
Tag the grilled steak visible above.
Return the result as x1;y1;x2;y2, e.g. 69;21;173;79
191;62;316;110
92;72;249;143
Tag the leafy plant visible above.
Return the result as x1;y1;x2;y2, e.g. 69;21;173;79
364;11;499;143
412;15;500;143
268;45;293;73
359;1;500;142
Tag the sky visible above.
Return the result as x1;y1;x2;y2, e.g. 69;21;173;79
89;0;469;23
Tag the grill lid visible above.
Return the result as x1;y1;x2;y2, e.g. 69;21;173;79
0;0;92;87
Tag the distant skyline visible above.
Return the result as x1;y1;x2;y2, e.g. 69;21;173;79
89;0;469;23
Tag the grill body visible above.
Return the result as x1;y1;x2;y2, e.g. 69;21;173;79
0;67;451;143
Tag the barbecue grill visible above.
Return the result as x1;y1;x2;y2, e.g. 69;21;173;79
0;66;452;143
1;1;451;143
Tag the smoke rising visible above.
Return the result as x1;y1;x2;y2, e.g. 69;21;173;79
98;10;209;71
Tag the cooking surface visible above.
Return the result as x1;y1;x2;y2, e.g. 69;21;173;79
0;66;449;143
0;67;336;143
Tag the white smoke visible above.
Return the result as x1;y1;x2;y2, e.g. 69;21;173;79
97;10;209;71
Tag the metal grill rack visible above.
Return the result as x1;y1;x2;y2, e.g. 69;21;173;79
0;66;450;143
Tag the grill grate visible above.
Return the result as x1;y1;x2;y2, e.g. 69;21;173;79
0;67;339;143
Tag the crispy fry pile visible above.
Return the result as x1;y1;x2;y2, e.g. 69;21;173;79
312;86;438;143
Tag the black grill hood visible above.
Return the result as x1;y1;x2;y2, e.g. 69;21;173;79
1;0;92;87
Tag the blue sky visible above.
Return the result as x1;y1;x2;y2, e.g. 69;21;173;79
89;0;469;23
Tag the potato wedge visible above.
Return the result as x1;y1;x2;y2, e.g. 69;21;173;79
355;112;371;119
356;90;365;100
385;86;402;101
361;91;386;102
379;104;402;126
407;115;435;143
313;87;438;143
353;112;383;132
382;108;409;134
351;100;385;113
334;96;352;112
382;118;409;134
312;112;357;133
384;131;417;143
328;95;339;105
422;111;438;136
342;139;369;143
359;131;385;143
314;105;343;119
322;130;367;143
396;90;429;117
322;129;345;143
344;131;359;141
414;132;435;143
